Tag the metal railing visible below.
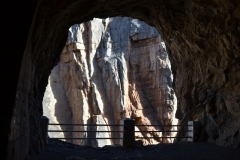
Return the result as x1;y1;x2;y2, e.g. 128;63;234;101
40;117;200;147
48;123;122;140
134;124;192;139
47;123;192;140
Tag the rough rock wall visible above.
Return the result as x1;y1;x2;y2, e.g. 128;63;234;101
8;0;240;159
43;17;178;146
42;65;73;140
164;2;240;147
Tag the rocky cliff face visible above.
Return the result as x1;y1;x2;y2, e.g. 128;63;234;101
43;17;178;147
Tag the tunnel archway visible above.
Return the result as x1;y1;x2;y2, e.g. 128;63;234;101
4;0;240;159
42;17;179;147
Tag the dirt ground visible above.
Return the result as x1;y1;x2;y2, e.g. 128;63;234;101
30;139;240;160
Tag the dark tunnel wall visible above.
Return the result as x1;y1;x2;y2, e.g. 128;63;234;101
1;0;38;159
2;0;240;159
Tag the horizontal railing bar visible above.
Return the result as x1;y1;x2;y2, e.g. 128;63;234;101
48;130;190;133
49;124;123;126
49;124;192;127
135;130;191;132
50;138;122;139
48;130;121;132
135;136;192;138
135;125;192;127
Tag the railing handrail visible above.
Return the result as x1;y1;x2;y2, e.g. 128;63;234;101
47;123;193;140
135;136;192;139
135;125;192;126
48;130;191;132
40;119;199;147
50;138;122;139
48;130;122;132
48;123;123;126
135;130;191;132
49;123;192;127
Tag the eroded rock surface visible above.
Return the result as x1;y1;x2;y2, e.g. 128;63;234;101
7;0;240;159
43;17;178;147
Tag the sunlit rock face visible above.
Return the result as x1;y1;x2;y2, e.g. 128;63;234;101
42;65;73;140
43;17;178;147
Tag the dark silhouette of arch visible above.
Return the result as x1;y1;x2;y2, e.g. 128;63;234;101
2;0;240;159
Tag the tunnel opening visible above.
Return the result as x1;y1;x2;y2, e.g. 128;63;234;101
5;0;240;159
42;17;180;147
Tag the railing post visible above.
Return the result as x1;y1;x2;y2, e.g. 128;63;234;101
40;116;49;145
120;118;135;147
188;120;201;142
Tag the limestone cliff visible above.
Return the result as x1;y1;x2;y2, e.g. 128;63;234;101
43;17;178;147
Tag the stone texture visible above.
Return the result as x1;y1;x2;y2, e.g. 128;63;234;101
43;17;178;147
5;0;240;159
43;65;73;140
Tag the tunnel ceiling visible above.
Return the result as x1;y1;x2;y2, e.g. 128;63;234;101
4;0;240;159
